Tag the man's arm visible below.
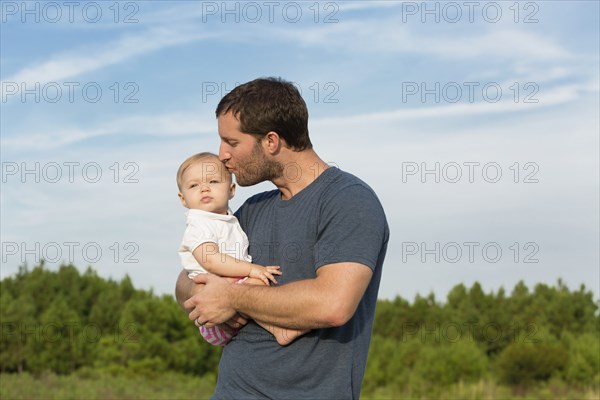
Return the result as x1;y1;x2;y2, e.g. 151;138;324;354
186;262;373;330
241;277;309;346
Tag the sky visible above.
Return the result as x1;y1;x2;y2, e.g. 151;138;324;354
1;0;599;302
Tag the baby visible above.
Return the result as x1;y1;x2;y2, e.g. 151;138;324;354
177;152;306;346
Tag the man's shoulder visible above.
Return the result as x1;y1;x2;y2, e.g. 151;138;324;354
234;189;279;219
246;189;280;204
322;168;388;227
322;167;379;199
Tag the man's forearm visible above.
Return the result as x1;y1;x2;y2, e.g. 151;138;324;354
229;279;335;330
227;263;372;330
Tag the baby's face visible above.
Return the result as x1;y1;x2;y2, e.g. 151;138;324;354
178;159;234;214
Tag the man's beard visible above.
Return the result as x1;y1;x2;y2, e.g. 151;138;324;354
234;141;284;186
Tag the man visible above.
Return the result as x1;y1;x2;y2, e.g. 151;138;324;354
176;77;389;399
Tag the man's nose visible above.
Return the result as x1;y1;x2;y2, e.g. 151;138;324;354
219;144;230;162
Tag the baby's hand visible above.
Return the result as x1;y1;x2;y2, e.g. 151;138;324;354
249;265;282;286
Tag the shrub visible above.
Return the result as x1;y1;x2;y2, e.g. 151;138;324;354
496;342;568;385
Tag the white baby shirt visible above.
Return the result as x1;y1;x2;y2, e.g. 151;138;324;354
179;208;252;278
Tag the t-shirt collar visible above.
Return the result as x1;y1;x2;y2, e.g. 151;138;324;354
186;208;234;221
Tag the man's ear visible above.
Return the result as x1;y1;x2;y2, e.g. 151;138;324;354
229;183;236;199
264;131;282;155
178;192;188;208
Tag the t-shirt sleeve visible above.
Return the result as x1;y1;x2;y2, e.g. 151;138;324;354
314;184;388;272
181;221;219;253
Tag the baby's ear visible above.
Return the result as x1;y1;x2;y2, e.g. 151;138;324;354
229;183;236;199
178;192;188;208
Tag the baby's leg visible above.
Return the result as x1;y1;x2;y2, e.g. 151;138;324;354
244;277;309;346
200;324;234;346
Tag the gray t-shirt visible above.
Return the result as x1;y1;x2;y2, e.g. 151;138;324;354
212;167;389;399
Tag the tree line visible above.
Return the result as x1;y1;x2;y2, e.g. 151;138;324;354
366;278;599;394
1;262;598;393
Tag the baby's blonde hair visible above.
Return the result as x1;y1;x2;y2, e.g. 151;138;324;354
176;152;231;190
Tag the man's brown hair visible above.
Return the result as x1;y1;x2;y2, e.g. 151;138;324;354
215;77;312;151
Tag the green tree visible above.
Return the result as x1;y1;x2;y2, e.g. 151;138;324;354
28;296;86;374
496;340;568;385
562;332;600;385
0;291;36;373
412;339;489;386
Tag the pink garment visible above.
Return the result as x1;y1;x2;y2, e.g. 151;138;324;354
200;324;235;346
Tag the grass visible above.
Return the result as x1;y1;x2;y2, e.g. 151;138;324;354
362;378;600;400
0;370;216;400
1;372;598;400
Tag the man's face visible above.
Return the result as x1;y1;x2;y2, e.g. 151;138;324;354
218;112;282;186
178;159;234;215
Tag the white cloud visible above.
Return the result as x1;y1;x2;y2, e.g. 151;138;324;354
260;17;571;62
3;79;594;151
312;81;592;130
1;112;216;149
1;25;218;99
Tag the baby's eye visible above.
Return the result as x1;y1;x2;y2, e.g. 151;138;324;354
209;180;220;184
189;183;198;188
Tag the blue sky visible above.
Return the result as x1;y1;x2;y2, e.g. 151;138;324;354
1;0;599;301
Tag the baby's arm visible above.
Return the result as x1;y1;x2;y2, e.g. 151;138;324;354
244;277;310;346
192;242;281;286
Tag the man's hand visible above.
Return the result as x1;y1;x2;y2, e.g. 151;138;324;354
184;273;240;327
249;265;281;286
